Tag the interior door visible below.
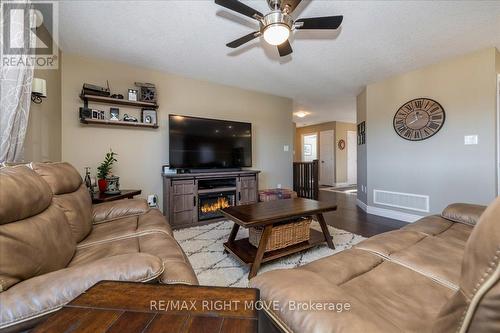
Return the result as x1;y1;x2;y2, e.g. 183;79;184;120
319;130;335;186
347;131;357;184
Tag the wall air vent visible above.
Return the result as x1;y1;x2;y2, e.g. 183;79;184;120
373;190;429;213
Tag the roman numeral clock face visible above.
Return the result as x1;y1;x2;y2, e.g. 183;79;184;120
393;98;445;141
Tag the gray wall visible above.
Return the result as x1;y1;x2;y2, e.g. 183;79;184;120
356;89;367;204
359;47;498;215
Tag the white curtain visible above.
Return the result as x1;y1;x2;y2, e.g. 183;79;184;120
0;2;35;163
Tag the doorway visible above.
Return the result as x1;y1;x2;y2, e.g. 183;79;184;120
302;134;317;162
319;130;335;186
347;131;357;185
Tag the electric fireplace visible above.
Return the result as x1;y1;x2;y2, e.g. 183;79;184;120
198;191;236;221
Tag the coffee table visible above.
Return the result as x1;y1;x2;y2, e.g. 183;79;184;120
221;198;337;279
32;281;279;333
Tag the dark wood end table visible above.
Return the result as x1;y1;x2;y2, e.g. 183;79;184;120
221;198;337;279
33;281;279;333
92;189;142;204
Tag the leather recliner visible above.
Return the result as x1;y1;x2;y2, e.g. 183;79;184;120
250;199;499;332
0;162;198;332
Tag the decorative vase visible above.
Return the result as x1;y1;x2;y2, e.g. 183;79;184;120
104;175;121;194
98;179;107;193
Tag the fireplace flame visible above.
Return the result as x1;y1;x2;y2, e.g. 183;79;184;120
201;197;231;214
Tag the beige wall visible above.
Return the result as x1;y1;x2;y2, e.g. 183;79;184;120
295;121;356;184
362;47;498;215
61;54;294;209
23;26;62;162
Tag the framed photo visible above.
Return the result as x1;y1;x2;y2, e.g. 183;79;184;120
91;109;105;120
109;107;119;121
357;121;366;145
128;89;138;101
141;109;157;125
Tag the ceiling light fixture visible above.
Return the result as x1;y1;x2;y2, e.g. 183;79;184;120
263;23;290;46
294;111;309;118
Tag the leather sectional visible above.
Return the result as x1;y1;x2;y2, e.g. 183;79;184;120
0;162;198;332
250;199;499;332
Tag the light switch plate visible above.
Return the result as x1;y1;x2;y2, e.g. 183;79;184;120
283;145;289;152
464;135;478;145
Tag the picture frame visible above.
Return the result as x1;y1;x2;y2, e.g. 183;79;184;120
141;109;157;125
128;89;138;101
357;121;366;145
91;109;105;120
109;107;119;121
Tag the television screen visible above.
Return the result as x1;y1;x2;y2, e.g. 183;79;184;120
169;115;252;169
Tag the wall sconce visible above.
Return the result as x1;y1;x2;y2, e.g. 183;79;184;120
31;78;47;104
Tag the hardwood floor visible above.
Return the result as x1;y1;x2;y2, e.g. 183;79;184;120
318;189;408;237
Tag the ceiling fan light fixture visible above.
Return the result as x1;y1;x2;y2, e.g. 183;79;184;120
263;23;290;45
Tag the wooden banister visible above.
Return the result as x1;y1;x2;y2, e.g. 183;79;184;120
293;160;319;200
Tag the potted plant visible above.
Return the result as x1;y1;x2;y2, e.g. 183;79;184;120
97;149;118;193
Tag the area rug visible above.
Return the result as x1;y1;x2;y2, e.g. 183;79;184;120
174;220;365;287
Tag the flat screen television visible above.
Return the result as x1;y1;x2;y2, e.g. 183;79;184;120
169;115;252;169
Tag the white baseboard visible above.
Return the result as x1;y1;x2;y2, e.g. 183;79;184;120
356;199;422;223
356;198;368;211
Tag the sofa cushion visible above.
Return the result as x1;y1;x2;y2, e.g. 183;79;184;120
0;253;163;331
0;204;75;292
0;165;52;224
32;162;93;242
32;162;83;195
250;248;454;333
70;233;198;285
402;214;472;246
78;209;172;249
441;203;486;226
356;215;472;289
52;184;93;242
92;198;150;224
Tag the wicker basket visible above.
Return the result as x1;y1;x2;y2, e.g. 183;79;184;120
249;217;312;252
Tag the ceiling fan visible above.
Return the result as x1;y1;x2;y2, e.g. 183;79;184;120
214;0;343;57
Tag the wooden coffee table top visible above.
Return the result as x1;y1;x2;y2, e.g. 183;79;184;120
221;198;337;227
33;281;267;333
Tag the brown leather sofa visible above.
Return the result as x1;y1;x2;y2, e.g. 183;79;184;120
250;199;499;332
0;162;198;332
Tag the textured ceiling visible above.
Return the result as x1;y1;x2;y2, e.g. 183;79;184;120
59;1;500;126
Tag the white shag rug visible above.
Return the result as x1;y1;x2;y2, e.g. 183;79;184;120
174;220;366;287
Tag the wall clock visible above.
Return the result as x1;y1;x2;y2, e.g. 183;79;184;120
393;98;445;141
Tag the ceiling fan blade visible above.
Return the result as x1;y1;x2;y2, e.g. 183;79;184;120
295;15;344;30
214;0;263;19
280;0;302;14
277;40;293;57
226;31;260;48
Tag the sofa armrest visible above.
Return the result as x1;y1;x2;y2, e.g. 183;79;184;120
92;198;149;224
441;203;487;226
